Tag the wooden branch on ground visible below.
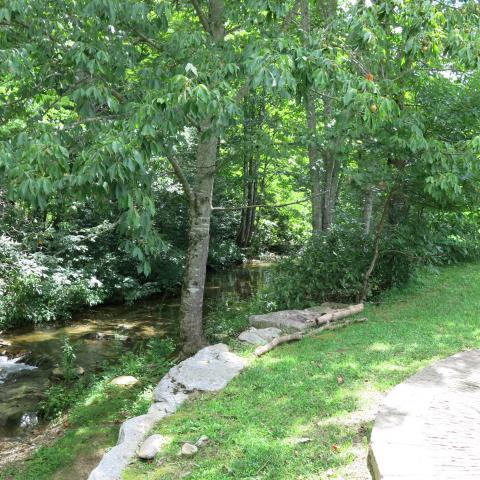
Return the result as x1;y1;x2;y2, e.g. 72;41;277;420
254;332;304;357
306;303;364;327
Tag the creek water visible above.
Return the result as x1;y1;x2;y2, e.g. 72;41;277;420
0;264;271;440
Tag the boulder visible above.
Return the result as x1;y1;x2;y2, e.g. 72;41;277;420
110;375;138;387
137;434;167;460
89;344;246;480
88;410;166;480
249;303;346;331
181;443;198;456
51;366;85;378
153;344;246;406
238;327;282;345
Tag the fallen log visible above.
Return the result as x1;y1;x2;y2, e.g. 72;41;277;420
254;332;304;357
253;305;367;357
306;303;364;327
310;316;367;335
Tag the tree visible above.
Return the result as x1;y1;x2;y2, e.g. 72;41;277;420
0;0;299;354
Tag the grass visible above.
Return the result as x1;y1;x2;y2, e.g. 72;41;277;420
121;263;480;480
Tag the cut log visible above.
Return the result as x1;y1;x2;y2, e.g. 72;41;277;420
305;303;364;327
253;332;304;357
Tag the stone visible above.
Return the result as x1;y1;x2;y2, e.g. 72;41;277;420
110;375;138;386
368;349;480;480
195;435;209;448
51;366;85;378
20;412;38;429
137;434;167;460
153;344;247;405
181;443;198;456
147;401;176;416
88;410;165;480
249;304;340;331
238;327;282;345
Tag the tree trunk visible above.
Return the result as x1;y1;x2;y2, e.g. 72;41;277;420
237;156;259;248
301;0;323;234
237;95;264;248
321;146;341;231
363;186;374;235
178;0;225;355
358;182;398;302
180;122;217;355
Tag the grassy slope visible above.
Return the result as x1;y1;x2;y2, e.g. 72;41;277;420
123;263;480;480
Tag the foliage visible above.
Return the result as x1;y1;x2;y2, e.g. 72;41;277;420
58;336;77;383
266;211;480;309
0;235;108;329
1;0;480;333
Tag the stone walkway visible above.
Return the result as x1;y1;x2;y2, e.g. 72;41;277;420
369;350;480;479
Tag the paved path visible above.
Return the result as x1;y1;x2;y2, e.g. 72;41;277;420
369;350;480;479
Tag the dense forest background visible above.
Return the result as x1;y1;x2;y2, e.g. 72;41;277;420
1;0;480;350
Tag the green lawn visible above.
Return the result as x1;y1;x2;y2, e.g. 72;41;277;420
123;263;480;480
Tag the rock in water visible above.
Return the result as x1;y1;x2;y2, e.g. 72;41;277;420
181;443;198;456
137;434;167;459
110;375;138;386
20;412;38;429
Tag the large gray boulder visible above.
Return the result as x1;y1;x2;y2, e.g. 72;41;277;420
249;304;342;331
153;344;246;401
238;327;282;345
88;344;246;480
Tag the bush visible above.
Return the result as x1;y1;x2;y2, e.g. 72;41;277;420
0;235;109;329
263;212;480;310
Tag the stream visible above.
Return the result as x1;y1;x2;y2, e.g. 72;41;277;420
0;264;271;441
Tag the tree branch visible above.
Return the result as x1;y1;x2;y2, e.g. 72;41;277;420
213;192;326;212
190;0;212;34
167;155;195;205
282;0;302;30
